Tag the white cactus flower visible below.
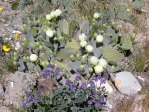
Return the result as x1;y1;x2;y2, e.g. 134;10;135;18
89;56;99;66
30;54;38;62
46;14;52;20
50;11;55;18
80;40;87;47
85;45;94;53
94;64;104;74
15;41;22;51
93;13;100;19
55;9;62;16
46;29;54;37
99;58;107;68
96;35;103;43
79;33;87;41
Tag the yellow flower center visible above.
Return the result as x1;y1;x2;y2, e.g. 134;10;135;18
126;8;131;12
15;33;20;39
0;6;3;11
2;44;11;52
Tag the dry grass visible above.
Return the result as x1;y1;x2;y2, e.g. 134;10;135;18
111;96;135;112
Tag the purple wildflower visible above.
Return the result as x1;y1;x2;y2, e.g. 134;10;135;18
90;81;95;86
75;76;80;81
87;100;93;105
76;68;82;74
93;77;99;82
33;97;40;103
42;73;47;79
26;101;33;107
82;83;87;89
26;92;33;101
97;75;102;80
48;64;55;68
70;85;76;92
91;89;96;94
95;102;100;107
104;71;109;79
100;79;106;84
100;97;105;103
21;102;27;107
55;68;60;76
47;70;53;77
65;79;71;85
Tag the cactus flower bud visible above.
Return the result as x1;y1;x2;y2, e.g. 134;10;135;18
39;45;43;50
80;65;84;71
76;53;81;60
13;61;17;65
55;9;62;16
132;38;138;44
15;41;22;51
89;56;99;66
93;13;100;19
130;33;136;40
94;65;104;74
70;54;76;61
46;29;54;38
50;11;55;18
80;40;87;47
58;36;64;41
88;67;93;73
46;14;52;20
41;61;46;66
93;33;98;37
99;58;107;68
30;54;38;62
13;52;17;56
79;33;87;41
96;35;103;43
85;45;94;53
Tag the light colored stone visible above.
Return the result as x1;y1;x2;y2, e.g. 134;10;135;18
0;84;4;95
115;71;142;95
4;71;39;107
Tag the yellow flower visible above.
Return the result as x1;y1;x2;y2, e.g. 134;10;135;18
2;44;11;52
0;6;3;11
126;8;131;12
15;33;20;39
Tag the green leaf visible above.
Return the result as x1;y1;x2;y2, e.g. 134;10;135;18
26;30;35;42
66;39;80;50
29;28;38;37
11;2;19;10
63;19;69;35
56;47;77;60
81;20;89;34
18;59;25;71
132;0;144;9
68;61;82;72
71;106;77;112
26;62;34;71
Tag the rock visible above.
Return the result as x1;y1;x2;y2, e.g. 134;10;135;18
115;71;142;95
4;71;39;107
0;84;4;104
0;84;4;95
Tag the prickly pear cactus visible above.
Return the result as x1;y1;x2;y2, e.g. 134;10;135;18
13;9;70;72
102;46;124;65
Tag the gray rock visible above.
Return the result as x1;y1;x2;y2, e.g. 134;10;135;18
0;84;4;95
115;71;142;95
4;71;39;107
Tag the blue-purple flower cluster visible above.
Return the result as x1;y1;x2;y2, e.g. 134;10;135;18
42;64;60;79
21;91;40;107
